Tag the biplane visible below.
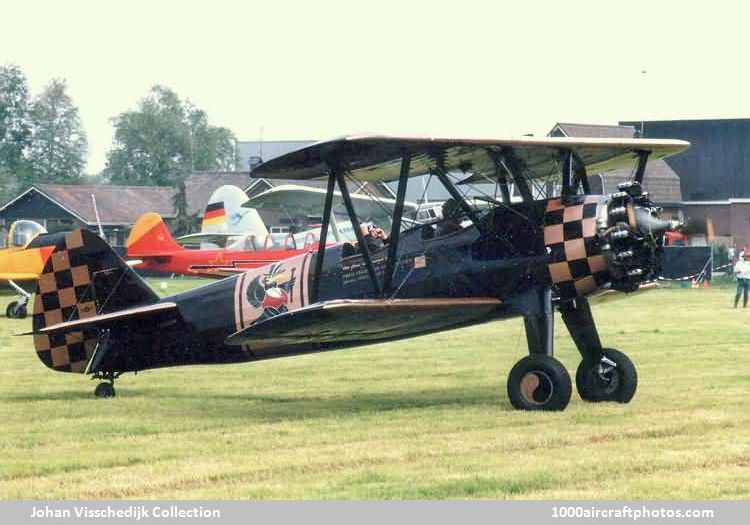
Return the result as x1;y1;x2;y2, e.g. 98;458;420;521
28;135;688;410
0;220;57;318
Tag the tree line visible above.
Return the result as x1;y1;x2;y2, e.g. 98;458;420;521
0;64;237;205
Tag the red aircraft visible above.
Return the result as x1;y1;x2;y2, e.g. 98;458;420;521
125;212;317;277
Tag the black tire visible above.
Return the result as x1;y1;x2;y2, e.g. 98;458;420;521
15;304;27;319
94;382;116;398
6;301;26;319
576;348;637;403
507;355;572;411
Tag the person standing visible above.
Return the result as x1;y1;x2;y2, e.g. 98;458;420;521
734;251;750;308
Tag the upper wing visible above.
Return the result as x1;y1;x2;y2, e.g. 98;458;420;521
250;134;690;183
225;297;502;347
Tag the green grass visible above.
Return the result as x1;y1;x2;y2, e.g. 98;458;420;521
1;279;748;499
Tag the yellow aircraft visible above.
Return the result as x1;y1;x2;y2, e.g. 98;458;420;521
0;220;55;318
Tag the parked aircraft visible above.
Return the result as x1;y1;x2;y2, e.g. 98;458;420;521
28;135;688;411
0;220;55;318
125;212;313;278
175;185;268;249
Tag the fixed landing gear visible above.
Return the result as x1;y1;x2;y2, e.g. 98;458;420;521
92;371;119;398
5;280;30;319
576;349;637;403
560;297;638;405
94;382;116;398
508;290;638;411
507;355;571;411
6;300;27;319
508;287;572;411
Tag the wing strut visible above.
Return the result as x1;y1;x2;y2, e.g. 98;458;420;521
633;150;650;184
485;148;512;203
335;169;382;295
432;156;485;232
560;149;575;199
383;152;411;295
497;148;534;203
311;170;336;303
561;149;591;200
573;152;590;194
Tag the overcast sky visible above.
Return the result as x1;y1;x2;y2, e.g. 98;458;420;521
2;1;747;175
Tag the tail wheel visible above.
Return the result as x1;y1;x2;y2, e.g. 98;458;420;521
94;382;116;398
507;355;572;411
576;348;637;403
6;301;27;319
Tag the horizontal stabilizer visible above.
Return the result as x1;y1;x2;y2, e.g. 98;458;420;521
225;297;501;347
34;302;177;335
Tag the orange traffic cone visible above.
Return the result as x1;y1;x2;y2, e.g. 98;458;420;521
703;279;709;289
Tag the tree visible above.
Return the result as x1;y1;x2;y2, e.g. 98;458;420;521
27;79;87;184
171;181;199;236
104;86;236;186
0;64;31;202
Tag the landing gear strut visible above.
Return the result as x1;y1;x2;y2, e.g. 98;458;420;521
92;371;119;398
560;298;638;403
508;291;638;410
508;287;572;411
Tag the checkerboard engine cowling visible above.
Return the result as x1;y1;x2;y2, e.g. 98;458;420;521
32;230;98;373
544;197;609;299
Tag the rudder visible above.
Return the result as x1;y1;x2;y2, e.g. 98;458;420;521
126;212;183;256
33;229;158;373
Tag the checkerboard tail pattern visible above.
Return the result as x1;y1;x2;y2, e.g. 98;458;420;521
544;196;610;300
32;229;158;374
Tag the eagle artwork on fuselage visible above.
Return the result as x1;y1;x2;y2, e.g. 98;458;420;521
241;261;300;326
25;134;689;411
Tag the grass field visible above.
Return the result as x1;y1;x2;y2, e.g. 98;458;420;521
1;278;749;499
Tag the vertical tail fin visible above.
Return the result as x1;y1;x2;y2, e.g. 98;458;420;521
202;185;268;239
33;229;158;373
126;212;183;256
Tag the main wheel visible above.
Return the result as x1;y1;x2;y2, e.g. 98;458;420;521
94;382;116;398
6;301;27;319
576;348;637;403
507;355;572;411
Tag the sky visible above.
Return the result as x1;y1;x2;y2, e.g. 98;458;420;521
2;0;748;175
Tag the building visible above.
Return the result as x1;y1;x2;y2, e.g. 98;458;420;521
0;184;176;247
616;118;750;252
236;140;315;171
619;118;750;201
0;173;256;247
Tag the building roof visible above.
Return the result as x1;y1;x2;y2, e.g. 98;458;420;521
30;184;177;225
549;122;638;139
